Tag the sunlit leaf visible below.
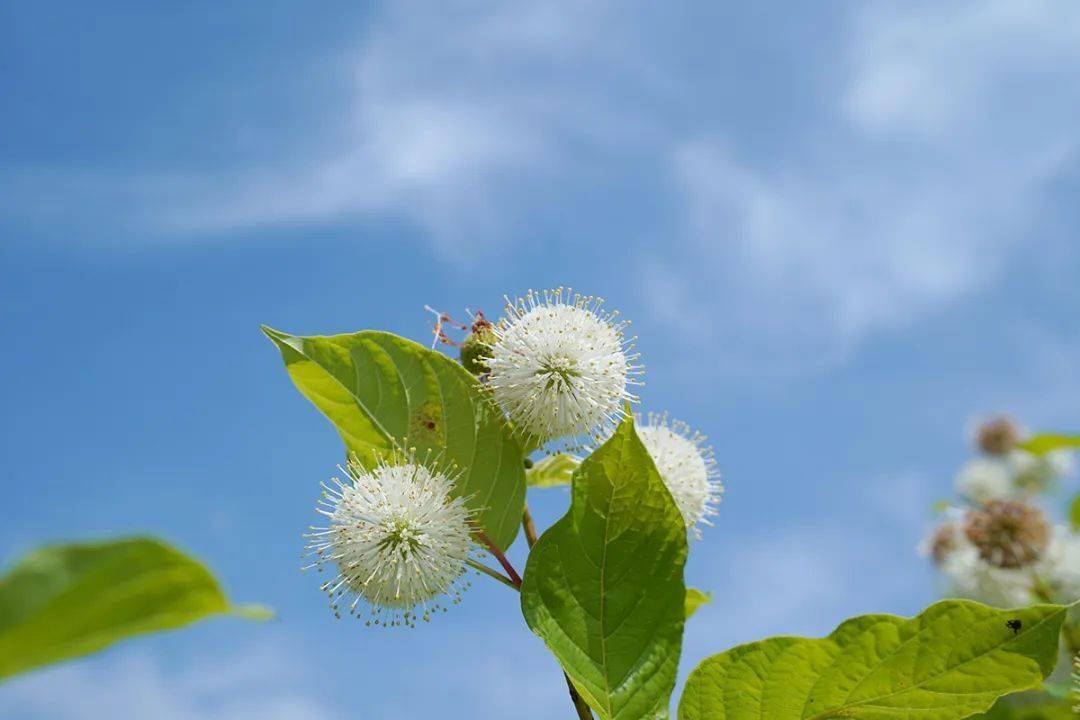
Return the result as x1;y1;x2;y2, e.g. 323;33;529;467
679;599;1067;720
1018;434;1080;456
685;589;711;619
526;453;579;488
263;327;526;550
521;416;688;720
0;537;264;681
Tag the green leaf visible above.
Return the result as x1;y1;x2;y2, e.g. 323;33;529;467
526;453;579;488
520;416;688;720
685;589;711;619
931;499;953;515
679;599;1068;720
968;692;1074;720
0;537;263;681
1018;434;1080;456
263;327;526;550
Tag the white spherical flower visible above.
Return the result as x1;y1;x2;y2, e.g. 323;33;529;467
1048;449;1078;479
487;288;642;443
955;458;1012;504
940;543;1036;608
1045;527;1080;603
304;457;473;627
637;413;722;537
1007;449;1071;493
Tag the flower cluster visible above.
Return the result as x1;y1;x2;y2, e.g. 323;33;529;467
307;288;724;625
923;416;1079;607
484;289;721;535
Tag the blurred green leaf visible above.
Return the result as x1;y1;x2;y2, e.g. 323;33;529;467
0;537;264;681
685;588;711;619
521;416;688;720
932;499;953;514
526;453;579;488
263;327;526;550
1018;434;1080;456
968;692;1074;720
679;600;1067;720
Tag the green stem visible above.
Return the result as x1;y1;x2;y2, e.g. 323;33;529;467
564;674;595;720
522;506;540;547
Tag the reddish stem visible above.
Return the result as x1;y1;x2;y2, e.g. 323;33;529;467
474;528;522;588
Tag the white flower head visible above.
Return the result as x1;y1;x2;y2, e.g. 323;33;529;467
304;455;474;627
636;412;722;537
487;288;642;444
955;457;1013;504
1048;449;1078;479
1045;527;1080;603
1007;449;1076;495
940;543;1037;608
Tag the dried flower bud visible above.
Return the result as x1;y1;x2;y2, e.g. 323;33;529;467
977;416;1021;456
964;499;1049;569
928;523;960;566
459;313;496;376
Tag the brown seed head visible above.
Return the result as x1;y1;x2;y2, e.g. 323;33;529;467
964;499;1049;569
977;416;1021;456
929;523;959;566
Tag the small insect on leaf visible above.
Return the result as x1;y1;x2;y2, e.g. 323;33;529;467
1006;619;1022;634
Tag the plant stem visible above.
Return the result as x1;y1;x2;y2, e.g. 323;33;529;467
465;558;519;591
473;528;522;588
522;504;595;720
564;675;596;720
522;506;540;547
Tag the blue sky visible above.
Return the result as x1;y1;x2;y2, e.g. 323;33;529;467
2;1;1080;717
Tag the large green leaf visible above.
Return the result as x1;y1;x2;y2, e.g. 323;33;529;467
263;327;526;550
1018;434;1080;456
526;453;579;488
520;416;688;720
0;537;265;680
679;599;1068;720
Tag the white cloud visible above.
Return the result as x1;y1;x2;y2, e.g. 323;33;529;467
0;640;344;720
156;0;649;256
845;0;1080;139
7;0;1080;368
655;0;1080;368
190;0;1080;366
